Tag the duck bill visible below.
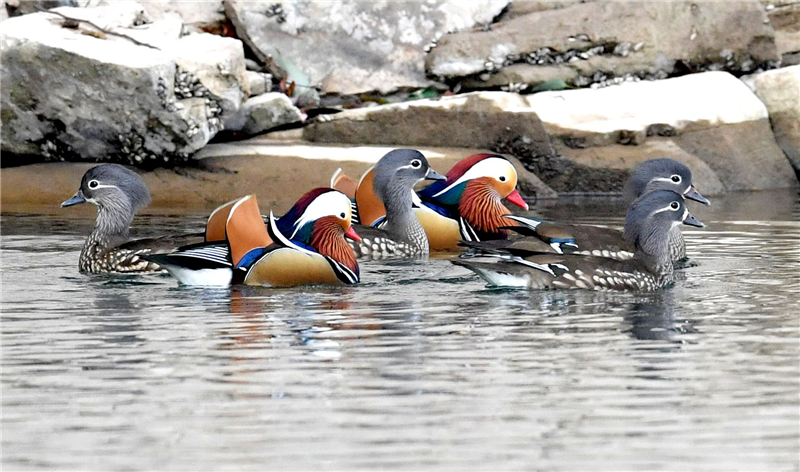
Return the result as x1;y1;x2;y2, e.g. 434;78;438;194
345;226;362;242
684;185;710;205
424;168;447;182
682;212;705;228
505;189;529;210
61;191;86;208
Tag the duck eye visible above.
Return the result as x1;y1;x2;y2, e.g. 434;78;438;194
670;201;680;210
88;180;99;189
671;174;681;183
410;159;421;168
499;176;507;182
340;212;346;219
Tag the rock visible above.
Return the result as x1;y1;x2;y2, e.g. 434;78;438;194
89;0;225;33
245;70;272;96
307;72;797;194
504;0;591;19
1;142;555;213
223;0;510;95
225;93;303;135
304;91;554;154
767;2;800;62
1;3;247;165
4;0;75;18
512;71;797;193
742;65;800;174
426;1;779;89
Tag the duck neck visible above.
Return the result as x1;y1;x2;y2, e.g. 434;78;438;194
459;178;510;235
310;217;358;275
631;223;675;276
84;200;135;252
381;183;428;251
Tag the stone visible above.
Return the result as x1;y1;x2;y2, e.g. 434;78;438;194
225;93;303;135
767;2;800;62
304;91;555;155
742;66;800;174
509;71;798;193
91;0;226;33
1;143;554;213
307;72;796;194
4;0;75;18
245;70;272;97
426;1;779;89
223;0;510;95
1;3;248;165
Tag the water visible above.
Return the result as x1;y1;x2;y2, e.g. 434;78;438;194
2;190;799;471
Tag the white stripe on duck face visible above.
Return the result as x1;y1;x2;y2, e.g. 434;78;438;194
431;157;514;198
289;192;352;239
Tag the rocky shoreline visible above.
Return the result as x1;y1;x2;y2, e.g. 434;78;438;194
2;0;799;211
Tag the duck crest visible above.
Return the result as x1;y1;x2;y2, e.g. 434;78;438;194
459;177;513;235
419;153;498;204
310;216;359;277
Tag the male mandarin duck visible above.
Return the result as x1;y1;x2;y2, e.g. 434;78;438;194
454;190;705;291
144;188;361;287
346;149;447;260
61;164;203;274
479;157;711;263
332;153;529;252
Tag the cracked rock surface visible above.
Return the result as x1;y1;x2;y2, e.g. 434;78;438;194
426;1;780;89
1;2;247;166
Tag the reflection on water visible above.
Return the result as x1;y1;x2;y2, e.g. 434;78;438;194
2;190;799;471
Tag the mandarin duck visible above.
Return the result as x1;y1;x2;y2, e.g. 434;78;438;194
479;158;710;263
144;189;361;287
61;164;203;274
347;149;446;260
332;153;529;252
454;190;705;291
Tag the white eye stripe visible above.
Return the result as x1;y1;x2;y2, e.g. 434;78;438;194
651;176;681;184
289;192;351;239
90;183;119;190
651;201;681;215
432;158;516;198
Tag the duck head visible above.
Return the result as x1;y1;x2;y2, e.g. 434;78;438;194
623;158;710;206
61;164;151;235
624;189;704;270
419;153;529;234
372;149;446;206
273;188;361;275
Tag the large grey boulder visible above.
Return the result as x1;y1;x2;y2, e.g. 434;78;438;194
1;3;247;165
304;91;554;154
427;0;780;89
223;0;510;96
305;72;798;194
743;65;800;174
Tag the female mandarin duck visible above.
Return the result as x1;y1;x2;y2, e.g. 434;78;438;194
454;190;705;291
481;158;710;262
332;153;529;251
145;189;361;287
61;164;203;274
347;149;447;259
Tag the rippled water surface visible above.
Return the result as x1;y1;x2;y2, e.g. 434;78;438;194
2;191;799;471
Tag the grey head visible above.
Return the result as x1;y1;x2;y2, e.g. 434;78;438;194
61;164;151;236
372;149;446;204
622;158;710;206
624;189;704;271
